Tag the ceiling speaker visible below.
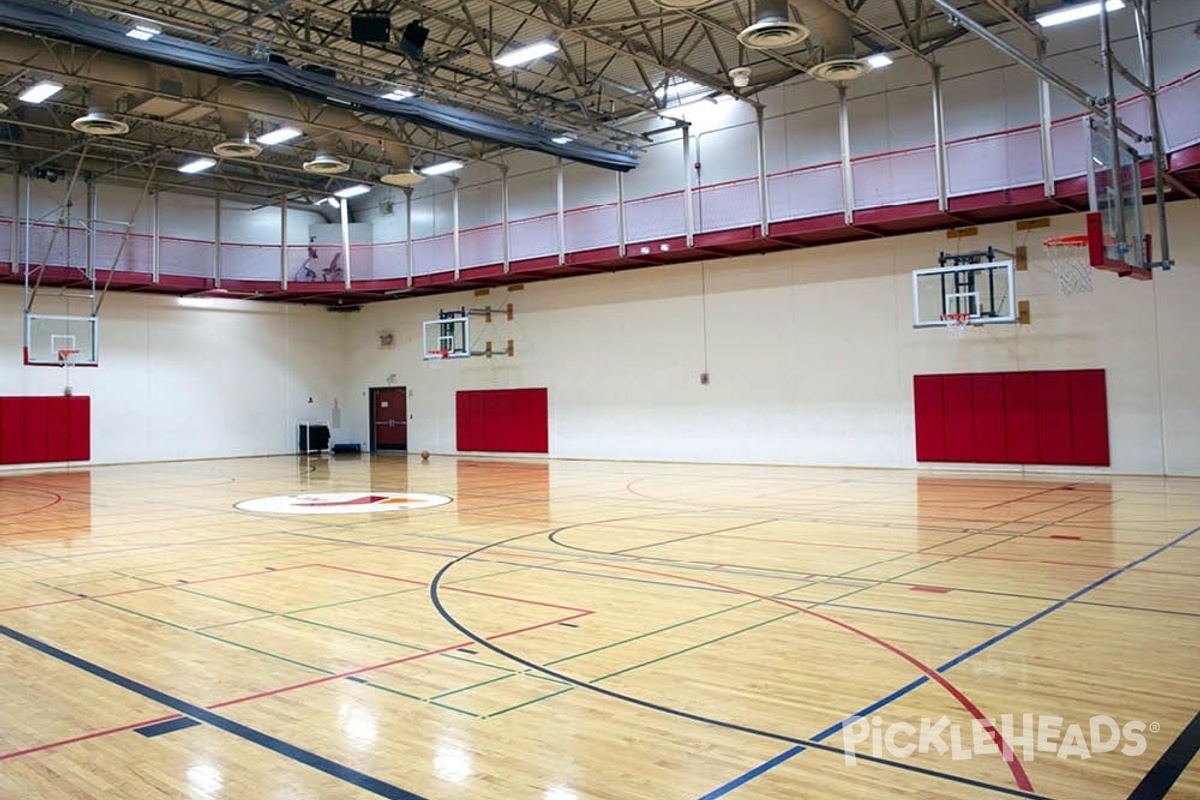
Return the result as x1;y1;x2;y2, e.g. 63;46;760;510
350;12;391;43
399;20;429;58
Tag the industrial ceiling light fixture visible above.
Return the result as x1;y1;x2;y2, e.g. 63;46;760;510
494;41;558;67
19;80;63;104
866;52;894;68
125;21;161;40
333;184;371;199
178;156;217;174
1035;0;1124;27
257;126;302;146
420;160;463;176
303;152;351;174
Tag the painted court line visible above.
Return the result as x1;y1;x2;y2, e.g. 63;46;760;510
0;625;429;800
696;522;1200;799
1127;708;1200;800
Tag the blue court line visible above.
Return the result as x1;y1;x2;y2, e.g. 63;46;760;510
0;625;428;800
696;522;1200;799
1127;708;1200;799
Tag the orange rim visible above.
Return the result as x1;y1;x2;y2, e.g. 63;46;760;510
1043;235;1090;247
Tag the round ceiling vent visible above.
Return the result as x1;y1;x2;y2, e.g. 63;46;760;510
303;152;350;174
213;139;263;158
809;58;872;82
737;20;809;50
380;170;425;187
648;0;718;8
71;110;130;136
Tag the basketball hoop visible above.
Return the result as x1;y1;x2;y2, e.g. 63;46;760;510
425;349;450;361
1043;235;1094;295
941;313;972;338
58;349;80;396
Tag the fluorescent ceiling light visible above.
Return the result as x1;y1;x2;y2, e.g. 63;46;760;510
178;157;216;174
334;184;371;199
420;160;463;176
382;89;414;101
19;81;63;104
551;135;574;145
257;126;302;145
866;53;893;68
494;40;558;67
323;196;342;208
1036;0;1123;27
126;22;161;40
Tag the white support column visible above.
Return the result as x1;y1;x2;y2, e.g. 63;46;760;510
280;196;289;289
501;165;511;274
86;179;97;279
757;106;769;236
339;198;352;290
838;85;855;226
214;193;222;287
931;64;949;212
617;171;627;257
682;125;694;246
9;171;19;274
556;158;566;265
405;187;414;287
1037;39;1056;197
152;190;160;283
452;177;461;281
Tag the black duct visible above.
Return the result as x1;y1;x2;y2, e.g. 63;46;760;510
349;12;391;44
0;0;640;172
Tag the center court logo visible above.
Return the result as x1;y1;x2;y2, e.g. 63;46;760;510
235;492;452;515
841;714;1154;765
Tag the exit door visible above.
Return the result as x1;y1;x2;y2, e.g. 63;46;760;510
370;387;407;451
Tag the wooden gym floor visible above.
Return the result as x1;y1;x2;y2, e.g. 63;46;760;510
1;454;1197;800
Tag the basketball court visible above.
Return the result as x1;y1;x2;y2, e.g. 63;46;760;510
3;0;1200;796
1;456;1198;799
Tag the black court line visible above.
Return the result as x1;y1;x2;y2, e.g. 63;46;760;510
136;717;201;738
1127;709;1200;800
0;625;428;800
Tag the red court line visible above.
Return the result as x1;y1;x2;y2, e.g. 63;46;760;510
0;488;64;520
981;485;1069;510
910;585;951;594
0;564;315;614
207;609;592;710
601;561;1035;793
0;713;181;761
316;563;593;612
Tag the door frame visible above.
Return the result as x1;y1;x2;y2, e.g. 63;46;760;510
369;386;408;452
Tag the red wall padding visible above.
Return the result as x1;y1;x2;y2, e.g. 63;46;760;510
456;388;548;454
0;396;90;465
913;370;1109;466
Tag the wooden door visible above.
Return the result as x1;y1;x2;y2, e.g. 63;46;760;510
370;387;407;451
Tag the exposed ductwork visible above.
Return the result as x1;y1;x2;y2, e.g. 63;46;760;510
71;85;129;135
214;107;261;158
302;152;350;174
798;0;872;80
648;0;719;10
738;0;809;50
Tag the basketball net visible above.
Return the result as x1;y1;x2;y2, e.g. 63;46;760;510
1043;235;1094;295
58;349;80;396
941;313;971;338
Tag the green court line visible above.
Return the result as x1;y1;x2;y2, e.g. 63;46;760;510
545;598;762;667
195;613;277;631
286;585;427;615
591;610;797;683
353;680;435;704
89;598;331;675
431;667;570;701
278;615;431;652
427;699;486;718
485;686;575;718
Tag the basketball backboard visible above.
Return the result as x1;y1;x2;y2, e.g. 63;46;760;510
25;314;99;366
912;260;1015;328
422;314;471;359
1087;119;1151;279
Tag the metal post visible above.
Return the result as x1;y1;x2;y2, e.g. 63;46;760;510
556;158;566;265
9;171;19;274
682;124;695;246
86;178;97;280
404;187;414;287
756;105;769;237
838;84;855;225
1037;39;1056;197
152;190;160;284
452;177;461;281
1098;0;1125;248
501;165;511;274
214;193;222;287
339;196;351;290
280;195;288;289
617;171;627;257
931;64;949;212
1138;0;1170;268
